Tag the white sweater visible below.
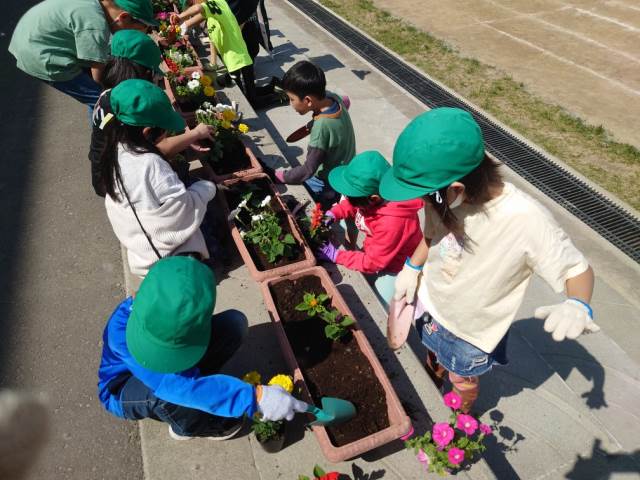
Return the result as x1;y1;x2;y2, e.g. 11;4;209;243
105;145;217;276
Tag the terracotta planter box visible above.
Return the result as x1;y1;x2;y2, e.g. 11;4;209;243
207;142;263;185
164;76;209;127
260;267;411;462
218;173;316;281
161;37;204;76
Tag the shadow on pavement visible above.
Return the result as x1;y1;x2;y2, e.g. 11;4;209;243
565;439;640;479
0;0;41;379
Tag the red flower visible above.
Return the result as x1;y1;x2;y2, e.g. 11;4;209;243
164;57;179;73
317;473;340;480
310;203;324;230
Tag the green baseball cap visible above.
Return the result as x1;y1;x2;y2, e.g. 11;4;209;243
111;30;163;75
110;79;185;133
114;0;158;26
126;256;217;373
379;108;485;201
328;150;390;197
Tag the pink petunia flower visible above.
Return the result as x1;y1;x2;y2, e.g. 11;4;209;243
432;422;454;449
448;447;465;466
177;75;186;83
479;423;492;435
443;391;462;410
456;414;478;435
156;12;168;20
416;448;429;469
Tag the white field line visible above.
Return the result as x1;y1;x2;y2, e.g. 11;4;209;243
475;1;640;65
607;1;640;13
570;6;640;32
483;23;640;97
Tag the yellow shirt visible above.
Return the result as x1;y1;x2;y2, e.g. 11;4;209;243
417;182;589;352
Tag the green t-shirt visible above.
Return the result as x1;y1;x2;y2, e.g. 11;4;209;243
9;0;110;82
201;0;252;73
309;94;357;181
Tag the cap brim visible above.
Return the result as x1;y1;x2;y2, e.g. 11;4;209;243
379;168;435;201
328;166;370;197
126;309;209;373
163;109;186;134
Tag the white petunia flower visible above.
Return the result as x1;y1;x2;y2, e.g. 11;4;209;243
187;79;200;90
251;214;264;222
191;71;201;80
240;230;246;238
201;102;213;110
259;195;271;208
237;199;248;209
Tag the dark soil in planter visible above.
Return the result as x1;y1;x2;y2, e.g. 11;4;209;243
270;276;390;447
175;94;206;113
202;137;252;175
225;179;304;271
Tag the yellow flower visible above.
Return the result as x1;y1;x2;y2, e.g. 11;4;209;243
160;23;167;32
203;86;216;97
268;374;294;393
174;25;181;33
221;120;232;129
200;75;213;86
222;109;236;122
242;371;262;386
238;123;249;134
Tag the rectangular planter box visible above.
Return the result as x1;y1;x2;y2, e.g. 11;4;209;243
161;37;204;76
218;173;316;281
260;267;411;462
164;75;209;127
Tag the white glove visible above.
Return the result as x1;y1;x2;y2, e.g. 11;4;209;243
393;259;422;303
534;299;600;342
180;22;189;36
257;385;307;421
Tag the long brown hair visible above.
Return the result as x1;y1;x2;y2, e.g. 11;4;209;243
425;154;503;234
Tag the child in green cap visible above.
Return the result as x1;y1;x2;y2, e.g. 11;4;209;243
98;256;307;439
101;79;217;277
381;107;598;413
9;0;156;113
315;151;423;308
274;61;356;210
89;29;216;196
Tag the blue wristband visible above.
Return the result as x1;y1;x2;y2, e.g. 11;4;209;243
405;257;423;271
568;297;593;319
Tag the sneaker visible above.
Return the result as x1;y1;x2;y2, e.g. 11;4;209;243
168;418;244;441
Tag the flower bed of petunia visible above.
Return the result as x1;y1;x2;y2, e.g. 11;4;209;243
405;391;491;475
166;69;216;112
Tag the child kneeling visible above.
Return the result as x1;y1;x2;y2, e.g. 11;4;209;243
316;151;423;308
98;256;306;439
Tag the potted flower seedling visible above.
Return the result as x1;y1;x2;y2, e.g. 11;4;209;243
405;391;491;475
165;69;216;118
295;292;355;341
243;371;294;453
296;203;332;249
157;18;181;45
235;192;297;265
193;101;260;181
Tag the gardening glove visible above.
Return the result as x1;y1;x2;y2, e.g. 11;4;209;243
257;385;307;421
324;210;336;226
317;242;338;263
535;299;600;342
393;258;422;303
341;94;351;110
274;169;286;183
179;22;189;36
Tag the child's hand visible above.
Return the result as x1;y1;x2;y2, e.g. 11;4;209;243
535;299;600;341
324;210;336;226
316;242;338;263
274;170;286;183
192;123;216;141
394;259;422;303
169;12;180;25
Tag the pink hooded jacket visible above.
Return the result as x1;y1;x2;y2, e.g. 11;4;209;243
330;198;424;274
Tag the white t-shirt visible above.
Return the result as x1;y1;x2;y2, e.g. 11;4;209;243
114;144;186;209
417;182;589;353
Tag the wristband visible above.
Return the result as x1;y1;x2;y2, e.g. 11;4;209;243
568;297;593;319
404;257;423;271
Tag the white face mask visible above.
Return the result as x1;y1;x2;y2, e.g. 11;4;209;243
448;192;464;209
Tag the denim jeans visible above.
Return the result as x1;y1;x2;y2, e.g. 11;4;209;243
46;71;102;118
118;309;248;437
416;313;509;377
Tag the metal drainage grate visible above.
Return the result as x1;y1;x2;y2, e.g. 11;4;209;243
286;0;640;264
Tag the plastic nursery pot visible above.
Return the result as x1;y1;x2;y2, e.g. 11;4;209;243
259;267;412;463
256;422;286;453
164;74;208;128
207;140;263;186
218;173;316;282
